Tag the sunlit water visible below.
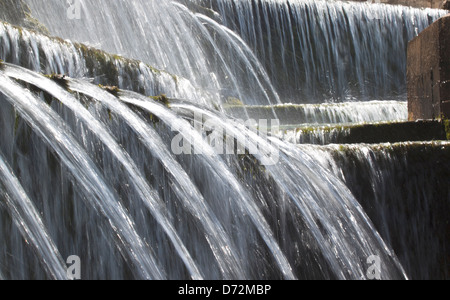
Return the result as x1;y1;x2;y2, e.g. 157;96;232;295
0;0;447;280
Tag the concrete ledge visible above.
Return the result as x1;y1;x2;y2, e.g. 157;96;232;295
348;0;448;9
225;101;407;126
326;120;448;144
281;120;449;145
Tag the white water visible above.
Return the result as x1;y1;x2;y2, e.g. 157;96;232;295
200;0;446;102
0;73;164;279
1;64;296;279
23;0;447;103
0;153;67;280
118;91;296;279
0;64;410;279
2;64;212;279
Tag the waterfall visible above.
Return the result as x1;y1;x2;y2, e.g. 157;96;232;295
21;0;280;105
0;0;448;280
23;0;446;104
0;62;410;279
0;72;168;279
190;0;446;102
0;21;216;107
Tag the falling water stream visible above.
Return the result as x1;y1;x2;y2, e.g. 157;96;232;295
0;152;67;280
0;73;166;279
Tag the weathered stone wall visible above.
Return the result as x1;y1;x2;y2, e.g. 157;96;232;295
407;15;450;120
349;0;448;9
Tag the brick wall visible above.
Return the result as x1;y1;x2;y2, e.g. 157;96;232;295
407;15;450;120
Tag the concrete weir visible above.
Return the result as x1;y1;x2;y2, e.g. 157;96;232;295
278;120;449;145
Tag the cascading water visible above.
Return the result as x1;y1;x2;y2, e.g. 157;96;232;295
0;152;67;280
0;62;409;279
0;0;448;280
22;0;280;106
0;21;214;108
23;0;446;104
299;142;450;280
197;0;447;102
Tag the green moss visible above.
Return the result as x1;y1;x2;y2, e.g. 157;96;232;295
14;111;20;135
338;145;347;152
148;65;162;76
290;121;447;145
149;113;160;125
107;109;113;121
74;41;171;90
98;84;120;97
24;12;50;35
150;94;170;107
444;119;450;140
171;74;179;85
45;74;70;90
74;43;120;86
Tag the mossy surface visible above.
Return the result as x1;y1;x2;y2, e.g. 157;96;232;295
224;97;244;107
98;84;120;97
44;74;70;90
76;43;120;87
150;94;170;107
0;0;49;34
1;18;181;100
290;121;447;145
73;41;180;93
444;119;450;140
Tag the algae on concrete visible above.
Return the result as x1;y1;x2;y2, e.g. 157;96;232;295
285;121;448;145
444;119;450;140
